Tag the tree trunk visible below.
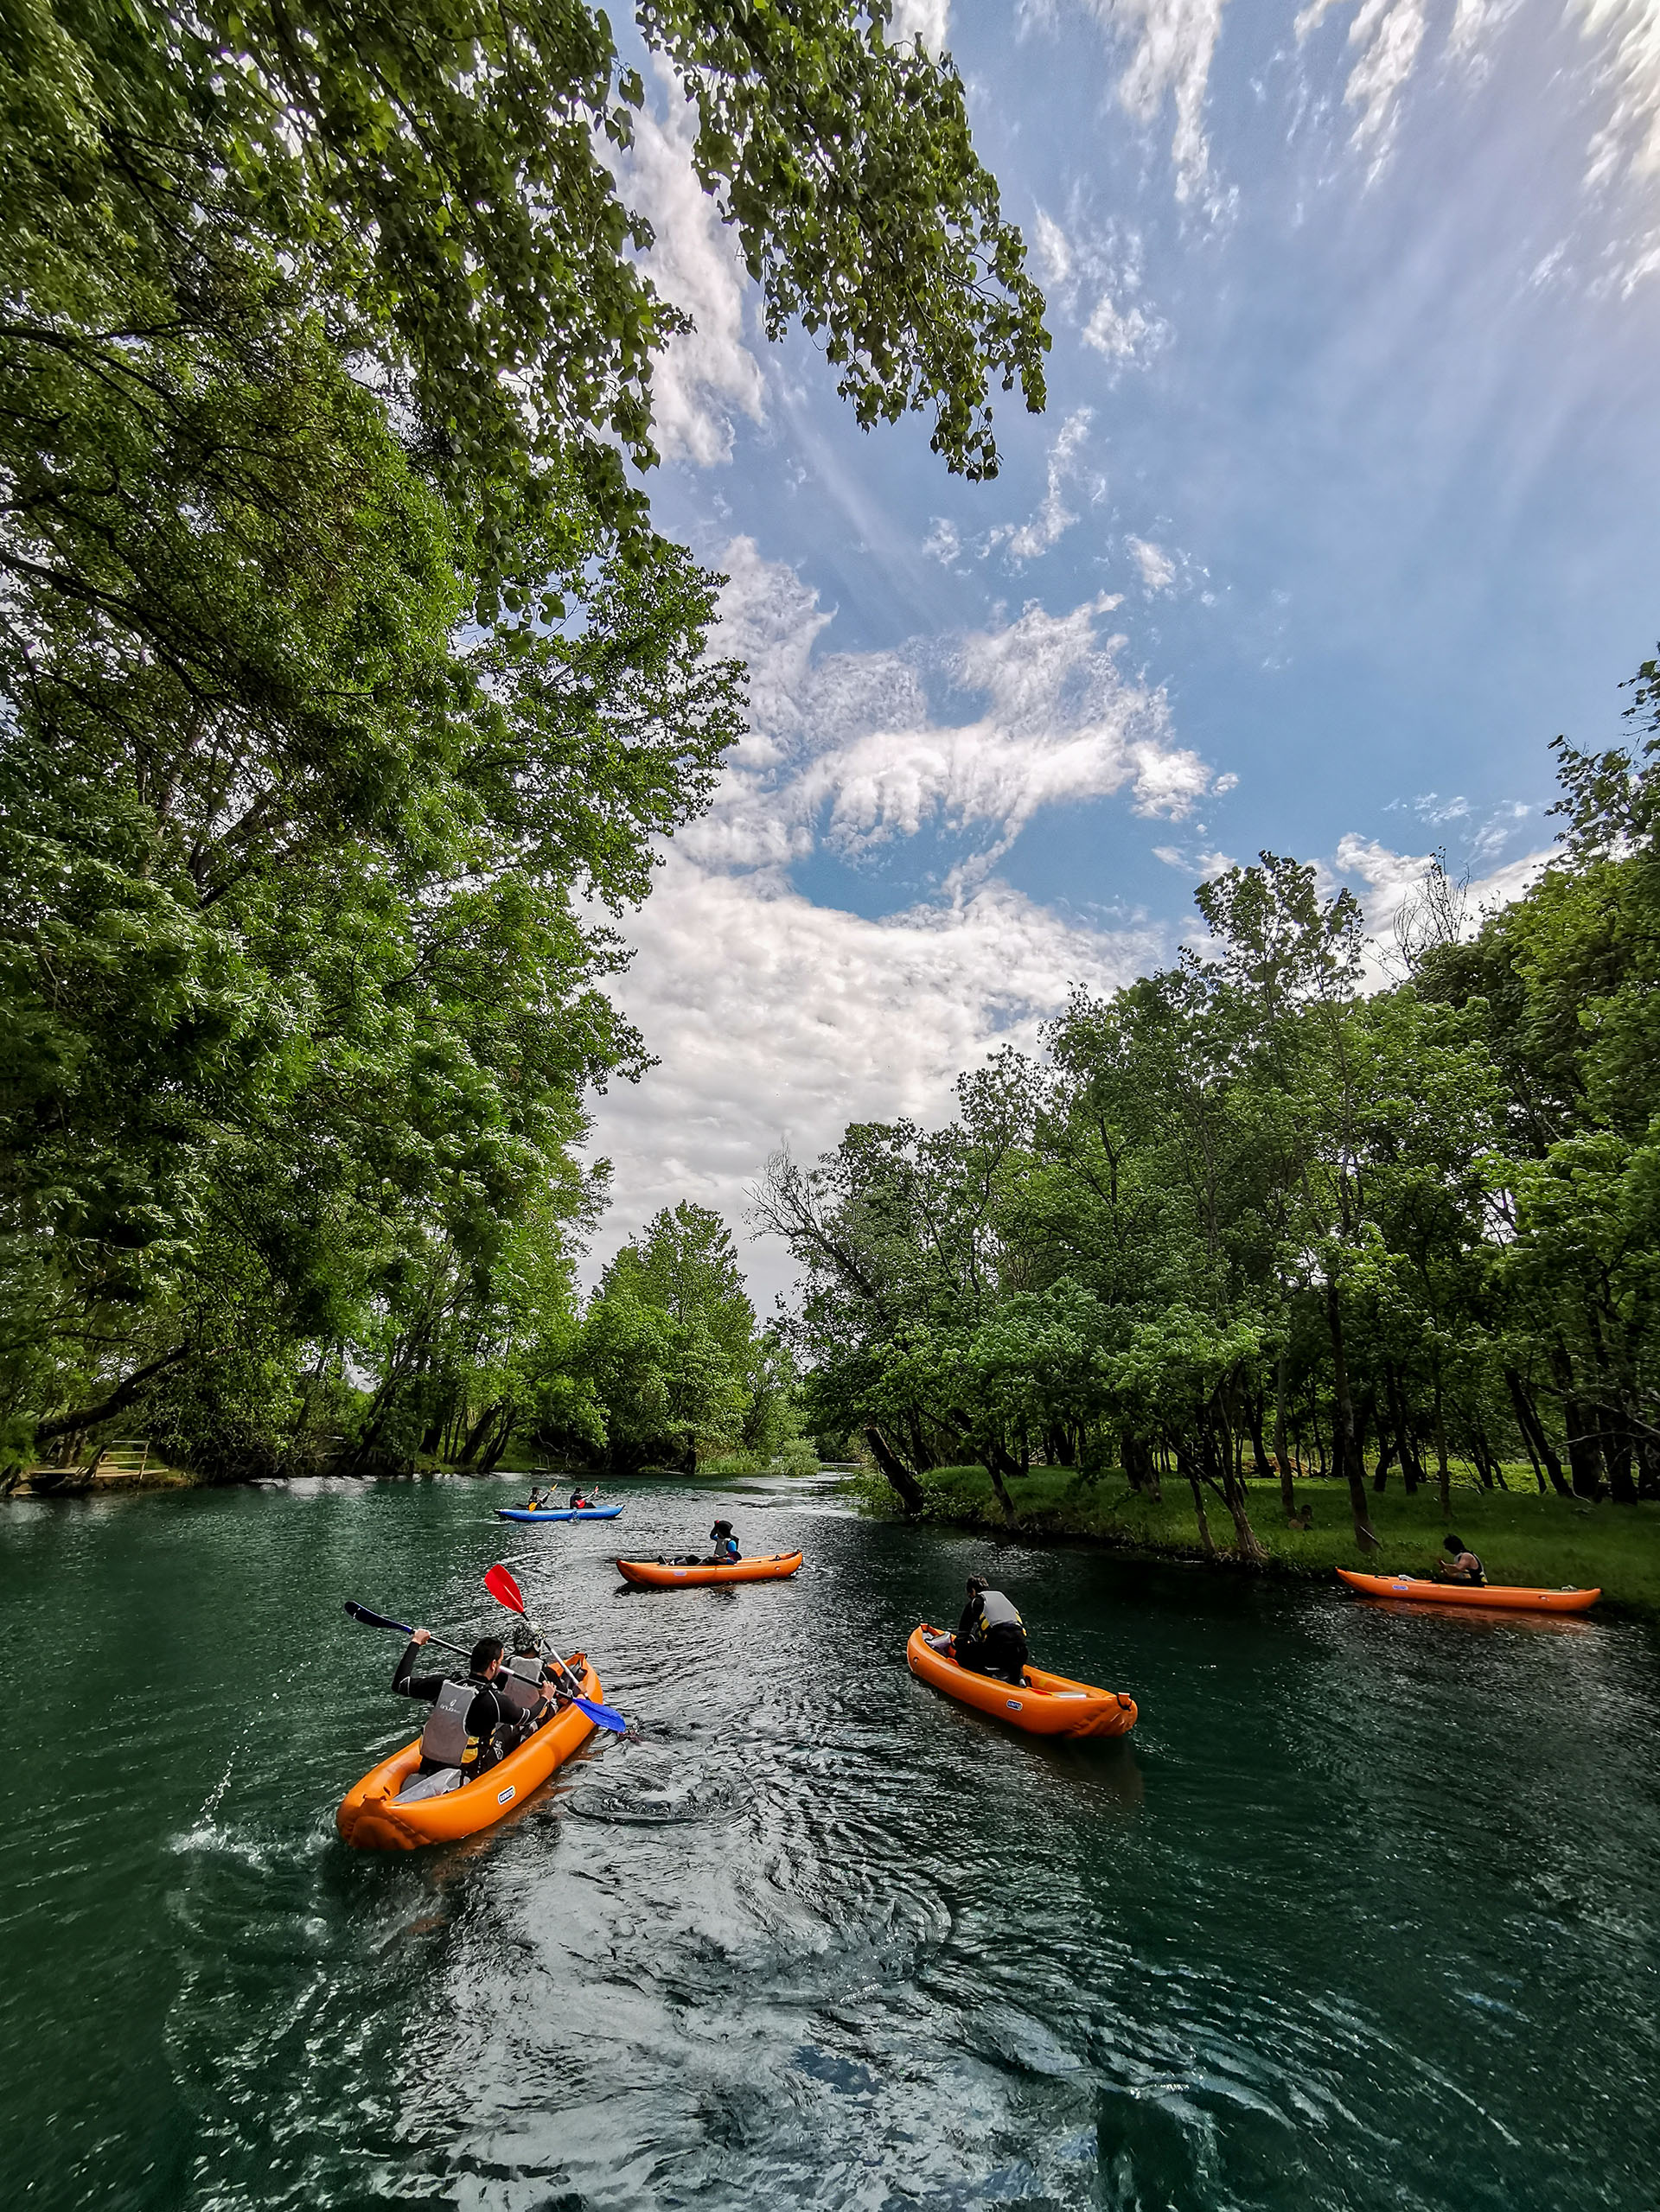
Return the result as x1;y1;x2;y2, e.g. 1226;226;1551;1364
1274;1351;1295;1520
979;1438;1019;1520
1212;1412;1267;1563
33;1345;189;1446
1387;1364;1424;1494
865;1425;926;1514
1504;1368;1570;1497
1175;1440;1216;1559
1371;1430;1395;1494
457;1399;502;1467
1325;1277;1380;1551
479;1402;517;1474
1432;1374;1451;1521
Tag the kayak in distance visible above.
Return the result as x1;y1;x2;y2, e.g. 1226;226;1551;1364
495;1505;623;1522
906;1625;1138;1738
616;1550;804;1589
1336;1568;1599;1613
335;1655;603;1850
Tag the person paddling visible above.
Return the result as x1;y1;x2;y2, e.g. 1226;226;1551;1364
568;1485;594;1510
954;1577;1029;1684
1438;1533;1486;1586
393;1629;525;1780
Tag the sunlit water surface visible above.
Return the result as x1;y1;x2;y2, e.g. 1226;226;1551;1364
2;1474;1656;2210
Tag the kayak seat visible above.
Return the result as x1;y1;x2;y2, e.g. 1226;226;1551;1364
394;1765;463;1804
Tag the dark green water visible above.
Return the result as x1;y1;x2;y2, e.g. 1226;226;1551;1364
3;1474;1657;2211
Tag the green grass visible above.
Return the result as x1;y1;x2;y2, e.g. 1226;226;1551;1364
846;1463;1660;1617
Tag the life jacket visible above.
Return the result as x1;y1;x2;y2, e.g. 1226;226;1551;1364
418;1676;510;1775
974;1589;1024;1634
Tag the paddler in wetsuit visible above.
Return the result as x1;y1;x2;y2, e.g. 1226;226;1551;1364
1437;1533;1486;1585
392;1630;525;1779
954;1577;1029;1684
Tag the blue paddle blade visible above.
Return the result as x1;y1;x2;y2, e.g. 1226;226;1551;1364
570;1692;628;1734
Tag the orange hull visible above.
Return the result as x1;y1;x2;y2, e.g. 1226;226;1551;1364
335;1656;602;1850
1336;1569;1599;1613
906;1625;1137;1738
616;1550;804;1589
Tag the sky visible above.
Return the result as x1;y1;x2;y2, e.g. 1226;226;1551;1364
583;0;1660;1306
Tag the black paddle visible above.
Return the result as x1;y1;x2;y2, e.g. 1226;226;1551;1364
343;1600;473;1660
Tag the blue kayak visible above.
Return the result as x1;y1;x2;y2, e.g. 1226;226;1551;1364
495;1504;622;1523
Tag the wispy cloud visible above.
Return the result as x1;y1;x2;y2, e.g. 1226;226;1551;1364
987;408;1102;564
697;542;1224;886
1127;536;1178;592
1032;203;1173;369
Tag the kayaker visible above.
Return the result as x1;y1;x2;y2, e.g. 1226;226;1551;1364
568;1485;592;1510
954;1578;1029;1685
1439;1533;1486;1585
392;1629;525;1779
527;1486;552;1512
708;1519;740;1564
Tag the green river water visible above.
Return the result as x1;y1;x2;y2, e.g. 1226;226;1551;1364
2;1472;1656;2211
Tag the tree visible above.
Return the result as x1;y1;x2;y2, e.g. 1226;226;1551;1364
3;0;1054;1474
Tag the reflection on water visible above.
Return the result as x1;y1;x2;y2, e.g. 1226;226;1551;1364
1;1472;1657;2210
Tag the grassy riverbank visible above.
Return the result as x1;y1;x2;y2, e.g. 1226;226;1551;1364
850;1464;1660;1617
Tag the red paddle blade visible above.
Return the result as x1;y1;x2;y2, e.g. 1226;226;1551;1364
484;1563;525;1613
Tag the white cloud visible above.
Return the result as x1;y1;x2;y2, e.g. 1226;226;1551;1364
1332;830;1550;979
583;541;1233;1293
1153;842;1237;876
890;0;952;52
615;68;765;466
1067;0;1229;209
987;407;1101;563
585;862;1163;1302
1295;0;1428;162
1578;0;1660;188
1033;205;1172;367
923;517;964;565
1127;535;1178;591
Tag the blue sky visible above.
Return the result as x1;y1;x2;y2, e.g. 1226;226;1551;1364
585;0;1660;1300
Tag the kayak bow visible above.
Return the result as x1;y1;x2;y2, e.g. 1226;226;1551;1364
906;1625;1137;1738
335;1654;603;1850
616;1550;804;1589
1336;1568;1599;1613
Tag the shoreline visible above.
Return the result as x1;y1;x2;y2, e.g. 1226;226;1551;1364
846;1466;1660;1623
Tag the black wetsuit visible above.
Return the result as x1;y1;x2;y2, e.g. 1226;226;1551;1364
955;1590;1029;1684
392;1645;520;1774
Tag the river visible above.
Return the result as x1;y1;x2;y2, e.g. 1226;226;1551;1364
2;1472;1655;2210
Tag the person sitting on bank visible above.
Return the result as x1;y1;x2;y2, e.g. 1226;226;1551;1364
954;1577;1029;1684
708;1519;740;1564
1439;1533;1486;1585
392;1629;525;1779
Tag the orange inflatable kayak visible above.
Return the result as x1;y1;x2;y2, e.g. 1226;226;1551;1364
335;1654;602;1850
616;1550;804;1589
906;1625;1137;1738
1336;1568;1599;1613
